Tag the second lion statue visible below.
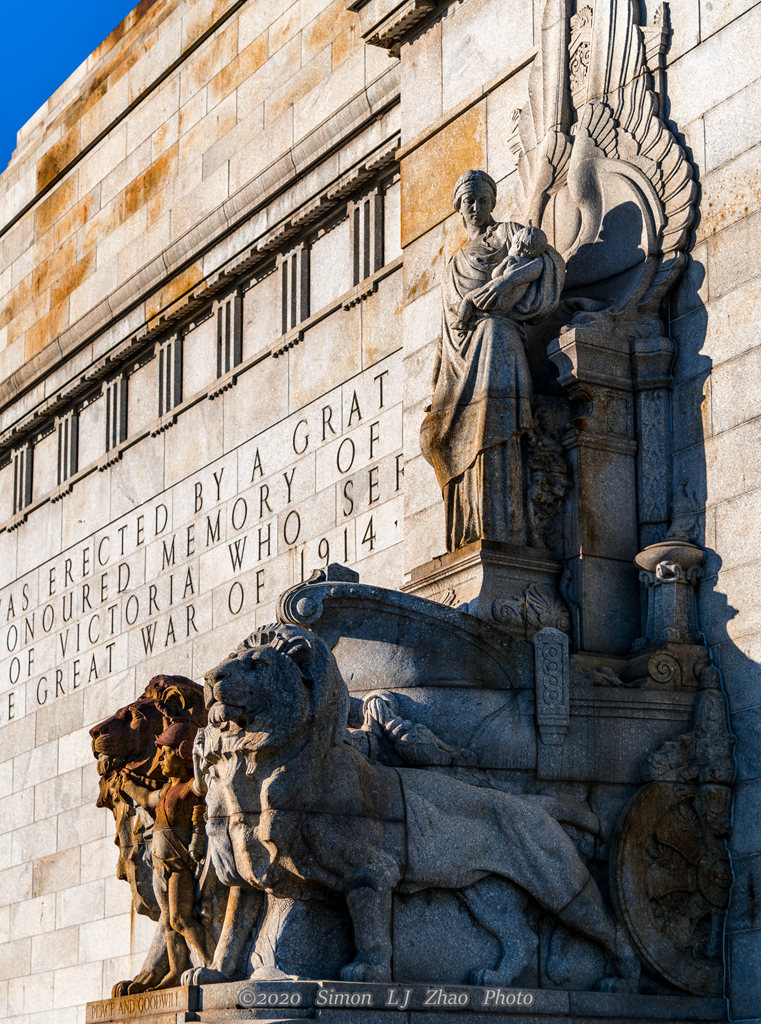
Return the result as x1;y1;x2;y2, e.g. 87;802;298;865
189;623;639;990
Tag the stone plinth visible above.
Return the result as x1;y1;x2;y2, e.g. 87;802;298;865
86;982;725;1024
404;541;569;637
86;987;196;1023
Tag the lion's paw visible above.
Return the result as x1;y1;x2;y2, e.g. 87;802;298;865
597;975;639;993
340;959;391;983
181;967;230;986
468;969;506;987
597;929;640;993
111;982;131;998
122;977;153;996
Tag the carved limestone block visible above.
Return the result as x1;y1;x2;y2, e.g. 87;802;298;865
493;582;571;637
345;0;440;54
514;0;697;320
613;663;734;996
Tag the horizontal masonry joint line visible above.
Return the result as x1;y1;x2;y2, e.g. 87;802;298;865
0;0;251;241
0;74;401;429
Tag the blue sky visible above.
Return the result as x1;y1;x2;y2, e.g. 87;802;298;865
1;1;137;170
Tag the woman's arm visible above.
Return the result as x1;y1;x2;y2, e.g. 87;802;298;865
470;257;545;310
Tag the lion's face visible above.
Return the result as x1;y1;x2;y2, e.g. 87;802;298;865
204;645;309;752
90;698;166;770
90;675;205;775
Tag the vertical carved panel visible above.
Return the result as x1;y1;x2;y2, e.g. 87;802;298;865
105;375;128;453
280;244;310;335
215;290;243;377
532;626;570;778
637;388;670;546
568;5;593;108
350;188;384;286
12;442;33;515
157;333;183;418
56;409;80;486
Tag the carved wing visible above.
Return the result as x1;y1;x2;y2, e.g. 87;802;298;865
515;0;697;317
512;0;574;227
582;0;697;308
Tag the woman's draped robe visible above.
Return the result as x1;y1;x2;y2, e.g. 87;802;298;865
421;222;565;551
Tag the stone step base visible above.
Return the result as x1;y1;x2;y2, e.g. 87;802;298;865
88;983;726;1024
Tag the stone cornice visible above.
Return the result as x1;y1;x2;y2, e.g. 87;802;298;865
1;257;403;533
346;0;447;54
0;126;401;458
0;66;401;431
0;0;247;240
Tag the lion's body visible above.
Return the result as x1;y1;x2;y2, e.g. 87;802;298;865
206;738;588;913
194;626;632;986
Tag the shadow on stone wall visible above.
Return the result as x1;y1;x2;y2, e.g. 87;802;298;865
670;240;761;1018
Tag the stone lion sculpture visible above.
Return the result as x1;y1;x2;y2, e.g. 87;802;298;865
90;675;213;995
189;624;639;989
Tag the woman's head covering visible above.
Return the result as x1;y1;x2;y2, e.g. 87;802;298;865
453;169;497;212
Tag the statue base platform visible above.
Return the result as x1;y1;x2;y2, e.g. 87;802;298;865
85;981;724;1024
404;541;569;636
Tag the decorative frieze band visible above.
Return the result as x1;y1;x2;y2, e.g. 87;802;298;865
0;136;400;464
215;290;243;380
351;188;385;288
154;333;184;433
0;66;400;424
280;244;311;336
104;375;128;457
0;136;400;524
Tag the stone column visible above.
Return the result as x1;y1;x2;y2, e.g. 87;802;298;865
632;335;675;549
548;324;639;653
633;539;704;649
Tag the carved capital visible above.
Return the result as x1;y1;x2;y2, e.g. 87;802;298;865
631;335;675;389
548;326;632;393
635;541;704;648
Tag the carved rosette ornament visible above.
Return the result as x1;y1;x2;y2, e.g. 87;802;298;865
613;782;731;995
613;667;734;995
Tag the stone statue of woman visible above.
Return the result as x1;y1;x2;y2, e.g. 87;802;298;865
420;170;565;552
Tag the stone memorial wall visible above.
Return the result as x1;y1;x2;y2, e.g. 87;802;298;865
0;1;759;1022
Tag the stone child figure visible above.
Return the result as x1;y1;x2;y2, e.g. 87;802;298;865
119;722;215;988
420;170;565;551
452;225;549;332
